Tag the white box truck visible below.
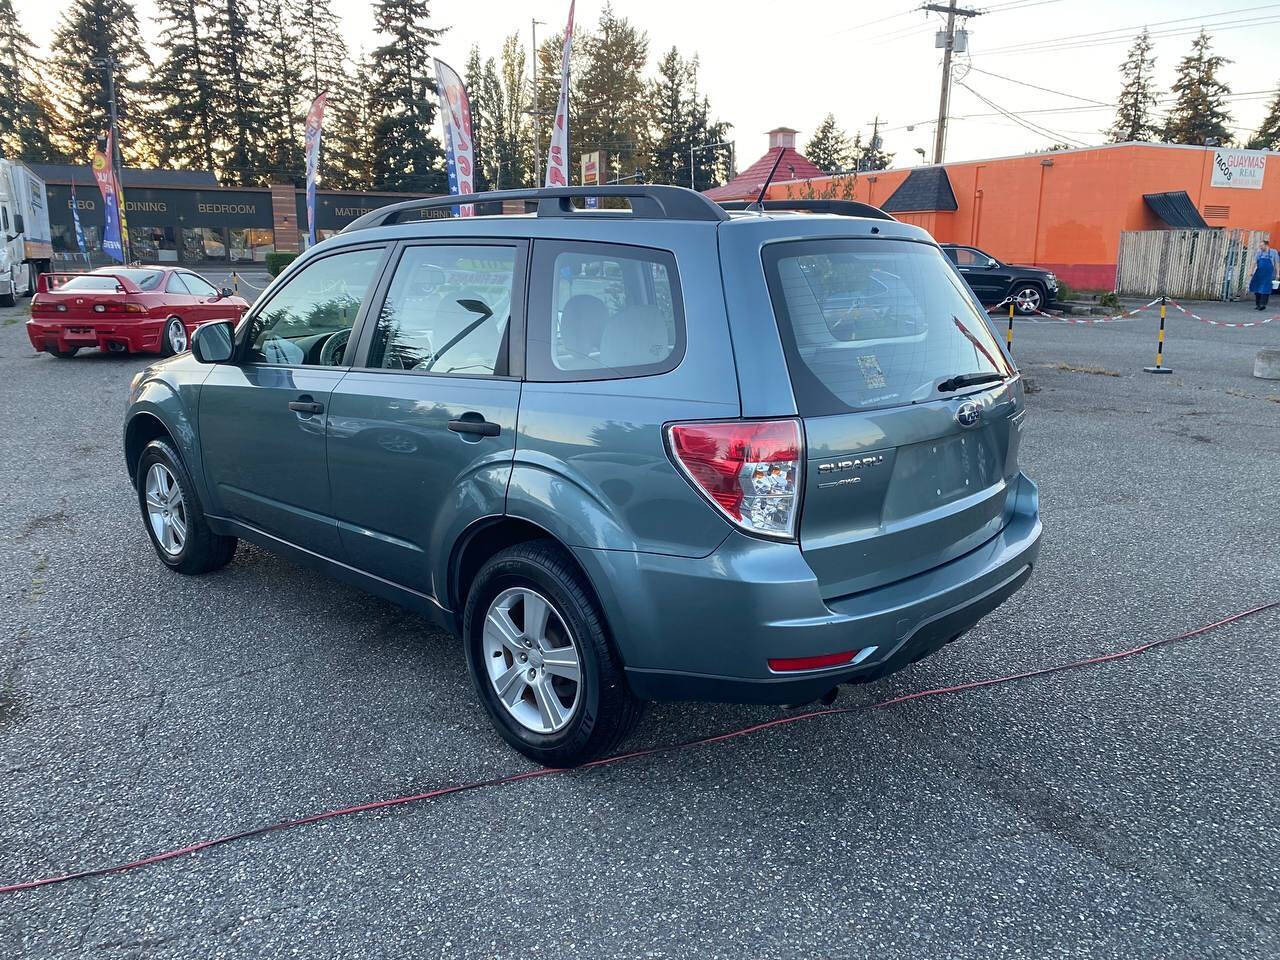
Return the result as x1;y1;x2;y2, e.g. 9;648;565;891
0;158;53;307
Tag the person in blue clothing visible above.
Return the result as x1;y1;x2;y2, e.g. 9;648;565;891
1250;238;1278;310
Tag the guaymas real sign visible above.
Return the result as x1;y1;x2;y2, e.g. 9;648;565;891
1210;148;1267;190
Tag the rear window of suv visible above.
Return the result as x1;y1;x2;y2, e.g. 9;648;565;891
762;239;1012;416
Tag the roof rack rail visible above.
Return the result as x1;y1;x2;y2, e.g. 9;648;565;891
718;199;896;222
343;185;730;232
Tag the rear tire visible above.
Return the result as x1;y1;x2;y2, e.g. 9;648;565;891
463;539;644;767
136;438;237;575
0;277;13;308
161;316;188;356
46;347;79;359
20;263;34;298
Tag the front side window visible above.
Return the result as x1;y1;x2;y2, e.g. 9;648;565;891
182;273;219;297
763;239;1013;416
245;247;383;366
948;247;982;267
365;245;517;376
527;241;684;381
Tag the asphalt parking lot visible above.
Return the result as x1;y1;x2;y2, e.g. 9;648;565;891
2;296;1278;959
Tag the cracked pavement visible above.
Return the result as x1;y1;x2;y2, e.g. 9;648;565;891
1;298;1278;958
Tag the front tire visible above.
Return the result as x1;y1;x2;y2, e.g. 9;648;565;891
161;316;189;356
463;540;644;767
136;438;237;575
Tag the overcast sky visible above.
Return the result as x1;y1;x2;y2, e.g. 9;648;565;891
15;0;1278;172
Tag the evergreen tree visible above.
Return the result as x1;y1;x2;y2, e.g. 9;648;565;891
0;0;60;161
648;47;690;186
1109;29;1159;142
479;55;509;188
534;33;566;181
496;32;529;187
290;0;347;98
260;0;305;184
47;0;153;164
1246;84;1280;151
463;45;491;192
575;4;650;184
368;0;445;193
149;0;217;172
805;113;852;173
684;58;730;190
326;52;377;190
206;0;272;183
1162;30;1233;146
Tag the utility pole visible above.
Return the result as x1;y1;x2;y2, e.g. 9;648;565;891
923;1;980;164
531;18;545;186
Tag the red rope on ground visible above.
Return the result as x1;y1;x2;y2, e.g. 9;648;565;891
2;600;1276;896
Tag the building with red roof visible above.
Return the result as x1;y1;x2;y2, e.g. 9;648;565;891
704;128;827;202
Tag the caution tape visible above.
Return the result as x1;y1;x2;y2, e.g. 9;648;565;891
987;297;1159;324
230;272;270;292
1166;299;1276;329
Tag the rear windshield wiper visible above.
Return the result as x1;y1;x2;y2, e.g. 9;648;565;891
937;372;1005;392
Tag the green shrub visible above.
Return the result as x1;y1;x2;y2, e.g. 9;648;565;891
265;252;298;277
1099;291;1121;309
1056;281;1076;301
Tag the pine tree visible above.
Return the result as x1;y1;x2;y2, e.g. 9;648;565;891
463;45;491;192
149;0;217;172
290;0;347;98
0;0;60;161
1246;84;1280;150
496;32;529;188
575;4;650;184
326;52;377;190
855;120;893;171
1162;30;1233;146
805;114;851;173
368;0;445;193
685;58;730;190
1109;29;1159;142
206;0;273;183
648;47;691;186
479;55;509;188
534;33;566;181
47;0;153;164
260;0;305;184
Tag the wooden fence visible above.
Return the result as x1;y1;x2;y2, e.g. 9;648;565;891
1115;228;1267;300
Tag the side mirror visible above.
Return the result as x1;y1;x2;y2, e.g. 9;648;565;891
13;214;23;234
986;258;999;269
219;286;233;298
191;320;234;364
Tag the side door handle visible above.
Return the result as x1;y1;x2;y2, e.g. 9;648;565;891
448;417;500;437
289;399;325;414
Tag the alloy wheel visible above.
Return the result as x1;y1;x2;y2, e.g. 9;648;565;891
1014;286;1042;314
167;318;188;353
482;586;582;735
144;462;188;555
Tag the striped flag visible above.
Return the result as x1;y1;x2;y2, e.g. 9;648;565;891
545;0;575;187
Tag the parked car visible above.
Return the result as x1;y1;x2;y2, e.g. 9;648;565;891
940;243;1059;314
27;266;249;358
122;188;1042;767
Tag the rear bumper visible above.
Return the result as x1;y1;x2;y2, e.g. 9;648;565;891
26;318;166;354
579;473;1042;705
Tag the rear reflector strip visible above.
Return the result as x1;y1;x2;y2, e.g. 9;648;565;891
769;650;859;672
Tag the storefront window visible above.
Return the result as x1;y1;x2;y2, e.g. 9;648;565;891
131;226;179;263
183;227;227;262
230;227;274;262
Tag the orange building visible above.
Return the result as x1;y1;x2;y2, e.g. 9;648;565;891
710;135;1280;290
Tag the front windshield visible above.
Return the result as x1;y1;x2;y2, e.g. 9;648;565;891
61;269;163;292
763;239;1013;416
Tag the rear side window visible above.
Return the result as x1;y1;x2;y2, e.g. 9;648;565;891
763;239;1012;416
527;240;685;381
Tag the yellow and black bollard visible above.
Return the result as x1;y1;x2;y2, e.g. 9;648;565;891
232;272;240;296
1143;296;1173;374
1006;300;1015;354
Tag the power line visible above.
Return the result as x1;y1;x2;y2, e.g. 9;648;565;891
956;80;1090;146
964;65;1113;105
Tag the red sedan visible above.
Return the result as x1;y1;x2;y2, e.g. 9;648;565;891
26;266;250;358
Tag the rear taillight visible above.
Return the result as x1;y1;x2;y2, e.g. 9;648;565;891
98;301;146;314
666;419;803;540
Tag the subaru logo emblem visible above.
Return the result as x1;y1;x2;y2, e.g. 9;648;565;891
955;400;981;428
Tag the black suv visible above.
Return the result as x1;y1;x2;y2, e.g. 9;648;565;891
941;244;1058;314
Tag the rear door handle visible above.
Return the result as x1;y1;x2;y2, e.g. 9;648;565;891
289;400;324;414
448;417;500;437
